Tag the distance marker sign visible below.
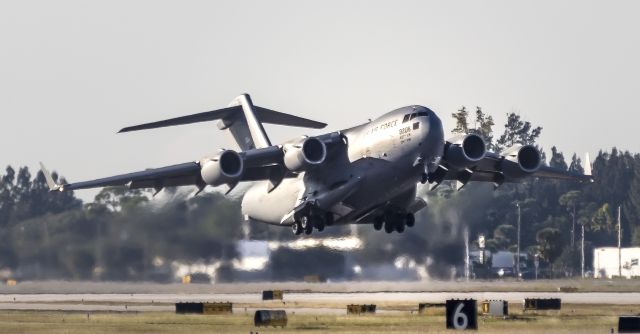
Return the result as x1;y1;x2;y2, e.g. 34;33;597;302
446;299;478;330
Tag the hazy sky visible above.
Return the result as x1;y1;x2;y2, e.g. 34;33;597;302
1;1;638;201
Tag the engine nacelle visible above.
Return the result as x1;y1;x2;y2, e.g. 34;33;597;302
444;134;487;170
501;144;542;178
200;150;244;186
283;137;327;172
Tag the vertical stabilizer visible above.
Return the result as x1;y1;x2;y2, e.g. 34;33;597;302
221;94;271;150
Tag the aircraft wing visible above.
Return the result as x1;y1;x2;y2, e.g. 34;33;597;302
440;163;592;185
433;138;593;189
40;161;205;192
40;140;268;191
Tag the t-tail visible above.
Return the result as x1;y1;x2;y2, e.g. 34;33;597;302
118;93;327;151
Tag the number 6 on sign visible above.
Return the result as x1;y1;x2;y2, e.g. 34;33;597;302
453;303;468;329
446;299;477;330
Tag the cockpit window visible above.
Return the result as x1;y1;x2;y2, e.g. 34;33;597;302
403;111;428;123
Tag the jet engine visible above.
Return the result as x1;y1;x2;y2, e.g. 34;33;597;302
444;134;487;170
200;150;244;186
501;144;542;178
283;137;327;172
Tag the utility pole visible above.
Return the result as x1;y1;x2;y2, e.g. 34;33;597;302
516;202;521;279
571;204;576;248
464;226;470;281
618;205;622;278
581;223;585;279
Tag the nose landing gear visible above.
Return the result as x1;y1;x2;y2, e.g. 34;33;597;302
291;210;333;236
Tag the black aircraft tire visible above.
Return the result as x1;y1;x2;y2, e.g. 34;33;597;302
384;221;394;233
292;222;302;235
303;216;313;235
373;217;383;231
406;213;415;227
300;216;310;230
396;222;405;233
312;214;325;232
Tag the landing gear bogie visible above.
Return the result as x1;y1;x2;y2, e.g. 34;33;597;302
384;221;395;233
375;211;414;233
292;210;332;236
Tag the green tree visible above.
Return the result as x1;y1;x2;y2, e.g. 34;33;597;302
623;157;640;243
492;224;516;250
568;153;585;174
468;107;496;150
451;106;469;135
536;227;563;263
549;147;568;170
559;190;582;247
495;113;542;151
94;186;149;212
589;203;615;232
0;166;16;225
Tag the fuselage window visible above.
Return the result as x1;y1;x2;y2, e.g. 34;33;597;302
402;114;410;123
409;113;417;120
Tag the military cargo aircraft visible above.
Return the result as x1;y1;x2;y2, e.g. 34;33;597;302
41;94;592;235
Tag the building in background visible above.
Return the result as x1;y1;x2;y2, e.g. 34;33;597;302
593;247;640;279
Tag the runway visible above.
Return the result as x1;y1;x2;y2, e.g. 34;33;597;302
0;291;638;313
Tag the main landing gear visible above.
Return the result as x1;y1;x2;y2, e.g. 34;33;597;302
292;211;333;236
374;212;415;234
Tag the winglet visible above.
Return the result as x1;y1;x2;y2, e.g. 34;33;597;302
39;162;63;191
583;152;594;183
584;152;592;176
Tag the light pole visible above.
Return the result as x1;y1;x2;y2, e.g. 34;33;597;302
618;206;622;278
464;226;470;281
581;223;585;279
516;202;521;279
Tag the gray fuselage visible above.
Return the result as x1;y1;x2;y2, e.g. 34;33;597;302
242;105;444;226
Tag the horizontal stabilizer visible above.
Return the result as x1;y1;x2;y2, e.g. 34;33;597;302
119;105;326;133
